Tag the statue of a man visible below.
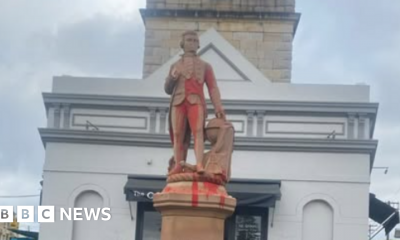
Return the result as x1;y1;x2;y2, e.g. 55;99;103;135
165;30;225;175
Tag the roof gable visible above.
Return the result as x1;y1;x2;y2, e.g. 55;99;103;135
145;28;271;84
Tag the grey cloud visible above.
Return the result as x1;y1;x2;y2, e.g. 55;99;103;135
294;0;400;210
54;14;145;77
294;0;400;124
294;0;400;84
0;1;146;212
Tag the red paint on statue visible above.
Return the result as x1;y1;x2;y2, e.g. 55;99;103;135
203;182;219;198
219;195;226;208
163;186;173;193
203;182;227;207
192;174;199;207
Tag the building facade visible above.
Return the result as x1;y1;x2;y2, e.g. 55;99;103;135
38;1;381;240
0;219;21;240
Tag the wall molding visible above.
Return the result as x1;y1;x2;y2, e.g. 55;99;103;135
39;128;377;166
230;120;245;134
72;113;148;130
140;9;301;35
42;93;379;117
296;193;340;222
265;120;346;136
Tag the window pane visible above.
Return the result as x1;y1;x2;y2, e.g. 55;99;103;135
143;211;161;240
235;215;262;240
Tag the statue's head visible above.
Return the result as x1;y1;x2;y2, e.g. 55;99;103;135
180;30;200;53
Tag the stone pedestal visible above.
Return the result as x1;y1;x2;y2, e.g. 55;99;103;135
154;180;237;240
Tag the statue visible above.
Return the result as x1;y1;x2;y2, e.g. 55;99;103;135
155;31;237;239
178;118;235;183
164;30;226;175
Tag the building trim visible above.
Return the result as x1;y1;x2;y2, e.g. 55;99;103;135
39;128;377;164
246;111;255;137
54;104;61;128
229;120;245;134
62;104;71;129
42;93;379;116
265;121;346;136
199;43;250;81
42;169;370;184
140;9;301;35
71;114;149;130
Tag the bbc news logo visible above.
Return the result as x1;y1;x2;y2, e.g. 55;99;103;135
0;206;111;222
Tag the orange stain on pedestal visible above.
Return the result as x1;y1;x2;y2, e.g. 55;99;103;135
204;182;226;208
204;182;219;196
219;195;226;208
163;186;173;193
192;180;199;207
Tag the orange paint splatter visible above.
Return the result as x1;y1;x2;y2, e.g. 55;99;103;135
192;174;199;207
163;186;173;193
203;182;227;208
219;195;226;208
204;182;219;195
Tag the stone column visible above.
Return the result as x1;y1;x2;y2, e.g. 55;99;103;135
256;111;265;137
149;107;157;133
358;114;369;139
62;104;71;129
347;113;356;139
53;104;61;129
154;180;236;240
246;111;255;137
159;108;167;134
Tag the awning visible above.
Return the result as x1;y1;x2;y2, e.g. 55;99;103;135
8;229;38;239
124;175;281;208
369;193;400;235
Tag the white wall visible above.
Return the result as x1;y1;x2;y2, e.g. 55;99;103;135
40;142;370;240
39;171;137;240
46;103;373;140
269;181;369;240
303;201;333;240
52;76;371;103
70;108;150;133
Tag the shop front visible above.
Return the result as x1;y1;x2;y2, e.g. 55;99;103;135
124;175;281;240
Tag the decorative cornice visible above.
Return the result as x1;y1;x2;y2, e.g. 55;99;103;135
39;128;378;164
42;93;379;117
139;9;301;35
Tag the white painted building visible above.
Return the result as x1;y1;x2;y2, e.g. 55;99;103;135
38;1;394;240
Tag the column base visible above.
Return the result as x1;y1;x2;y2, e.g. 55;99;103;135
154;179;237;240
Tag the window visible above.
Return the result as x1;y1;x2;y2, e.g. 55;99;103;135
225;207;268;240
135;203;268;240
135;203;161;240
302;201;333;240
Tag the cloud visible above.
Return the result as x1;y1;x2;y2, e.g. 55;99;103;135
293;3;400;237
54;14;144;77
0;0;146;225
293;0;400;215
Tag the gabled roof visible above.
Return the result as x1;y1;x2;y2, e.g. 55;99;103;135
145;28;271;84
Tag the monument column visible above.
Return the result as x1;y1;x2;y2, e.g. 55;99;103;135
154;180;236;240
153;30;237;240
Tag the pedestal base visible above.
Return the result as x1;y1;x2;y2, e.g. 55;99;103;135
153;180;237;240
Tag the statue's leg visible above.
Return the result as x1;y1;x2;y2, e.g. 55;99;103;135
187;103;205;173
170;104;187;175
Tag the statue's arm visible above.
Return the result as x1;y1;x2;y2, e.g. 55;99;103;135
205;64;225;119
164;65;177;95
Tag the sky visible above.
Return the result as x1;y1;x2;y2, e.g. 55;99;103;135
0;0;399;238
